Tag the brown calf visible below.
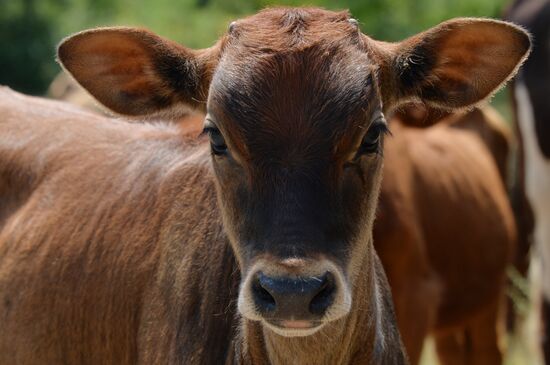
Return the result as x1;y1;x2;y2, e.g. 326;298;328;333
376;106;516;365
164;104;515;365
46;65;516;365
165;103;516;364
0;7;529;364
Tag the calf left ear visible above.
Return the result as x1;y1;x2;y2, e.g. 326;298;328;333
375;18;531;111
57;27;219;119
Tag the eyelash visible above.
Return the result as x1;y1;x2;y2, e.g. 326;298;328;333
201;119;390;159
200;126;217;137
356;120;390;155
202;126;228;155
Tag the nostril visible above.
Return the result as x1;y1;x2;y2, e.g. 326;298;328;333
250;271;338;318
252;274;276;313
309;272;336;315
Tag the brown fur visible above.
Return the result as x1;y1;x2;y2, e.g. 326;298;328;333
0;87;404;365
168;104;516;364
0;88;236;364
0;7;530;365
391;103;452;128
48;80;518;364
375;106;516;364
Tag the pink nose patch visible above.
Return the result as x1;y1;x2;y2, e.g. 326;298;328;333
280;320;315;329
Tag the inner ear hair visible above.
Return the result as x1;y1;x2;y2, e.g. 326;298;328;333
57;27;220;120
376;18;531;112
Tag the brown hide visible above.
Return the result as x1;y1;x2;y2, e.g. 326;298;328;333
44;76;516;364
0;87;406;364
172;105;514;364
375;106;516;364
0;88;240;364
391;103;452;128
0;6;531;364
45;81;517;364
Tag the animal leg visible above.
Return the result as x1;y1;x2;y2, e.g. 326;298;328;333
435;298;503;365
393;281;439;365
434;330;469;365
464;299;502;365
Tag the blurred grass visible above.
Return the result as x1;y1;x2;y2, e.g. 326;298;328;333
493;87;513;125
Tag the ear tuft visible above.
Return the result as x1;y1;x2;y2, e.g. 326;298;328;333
395;43;436;93
380;18;531;111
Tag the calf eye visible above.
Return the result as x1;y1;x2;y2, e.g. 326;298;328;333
203;125;228;155
357;120;389;155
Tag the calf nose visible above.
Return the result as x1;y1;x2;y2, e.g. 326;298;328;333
251;271;335;319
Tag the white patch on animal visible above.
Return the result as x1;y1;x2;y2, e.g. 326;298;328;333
515;75;550;301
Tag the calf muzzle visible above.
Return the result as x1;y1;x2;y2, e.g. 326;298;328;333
251;271;336;320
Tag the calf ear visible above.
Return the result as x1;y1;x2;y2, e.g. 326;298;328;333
375;18;531;111
57;27;218;119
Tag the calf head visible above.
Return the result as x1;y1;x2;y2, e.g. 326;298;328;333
58;8;529;337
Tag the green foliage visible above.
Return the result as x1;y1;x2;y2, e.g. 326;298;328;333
0;0;58;94
0;0;509;95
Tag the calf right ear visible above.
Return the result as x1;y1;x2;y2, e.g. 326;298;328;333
374;18;531;112
57;27;219;119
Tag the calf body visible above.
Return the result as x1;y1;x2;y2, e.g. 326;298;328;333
376;108;516;364
0;89;234;363
0;88;403;364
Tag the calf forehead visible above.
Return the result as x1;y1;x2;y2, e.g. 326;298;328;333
229;7;359;51
209;8;377;160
